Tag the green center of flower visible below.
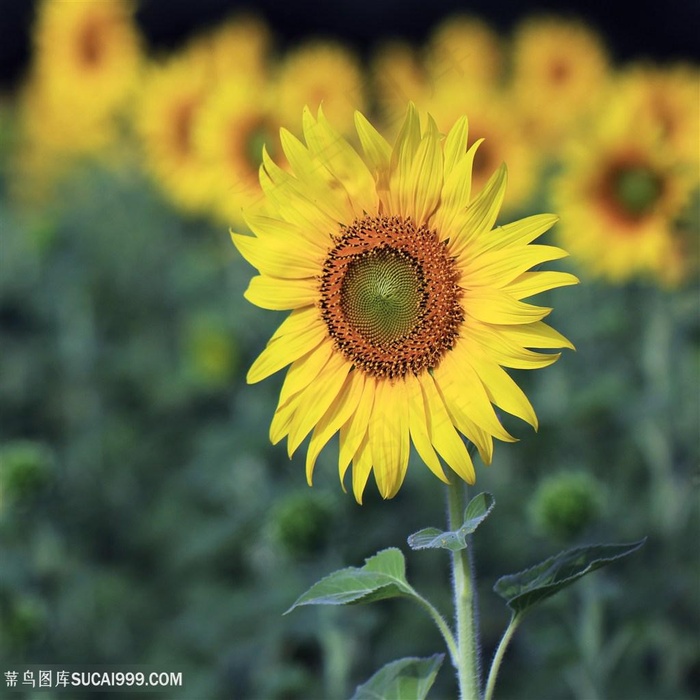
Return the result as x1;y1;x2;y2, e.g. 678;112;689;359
245;126;269;171
614;166;662;217
341;248;424;346
319;215;464;379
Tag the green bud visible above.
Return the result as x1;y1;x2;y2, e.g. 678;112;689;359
268;490;335;559
0;440;54;505
529;471;605;542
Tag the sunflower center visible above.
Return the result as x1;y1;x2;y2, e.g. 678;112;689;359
341;249;424;345
243;122;270;172
320;215;463;379
613;166;662;217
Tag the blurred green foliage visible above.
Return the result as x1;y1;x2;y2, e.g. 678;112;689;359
1;146;698;699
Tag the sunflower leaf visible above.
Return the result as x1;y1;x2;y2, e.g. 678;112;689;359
351;654;445;700
407;492;495;551
494;539;646;614
285;548;413;613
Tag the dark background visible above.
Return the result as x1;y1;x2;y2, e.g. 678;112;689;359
1;0;700;91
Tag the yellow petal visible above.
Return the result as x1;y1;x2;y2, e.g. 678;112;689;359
442;115;469;179
418;372;476;484
303;107;378;216
369;379;410;499
247;308;327;383
467;352;538;429
434;349;515;444
260;149;342;233
388;103;421;216
463;288;552;324
306;370;366;485
507;271;580;300
278;340;334;407
405;374;449;482
243;212;329;256
467;324;564;369
232;232;323;278
405;115;443;225
485;214;559;252
503;321;575;351
338;374;376;486
354;110;392;175
449;163;507;258
286;350;352;456
280;126;355;221
433;139;481;241
352;433;373;504
244;275;318;310
460;245;570;288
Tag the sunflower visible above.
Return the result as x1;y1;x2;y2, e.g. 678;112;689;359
134;49;215;213
617;63;700;166
553;97;697;286
272;41;366;136
31;0;142;121
195;78;278;226
425;83;538;213
233;105;577;502
425;15;503;91
371;41;432;135
190;15;271;83
510;16;610;149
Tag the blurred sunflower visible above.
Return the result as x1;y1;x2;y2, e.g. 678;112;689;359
272;41;366;136
191;15;272;83
31;0;142;121
510;16;610;149
12;0;142;199
195;79;278;226
372;41;432;136
426;84;538;213
425;15;503;91
553;99;697;286
135;49;215;214
618;63;700;166
233;105;577;502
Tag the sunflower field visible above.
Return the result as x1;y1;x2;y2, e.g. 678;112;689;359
1;2;698;699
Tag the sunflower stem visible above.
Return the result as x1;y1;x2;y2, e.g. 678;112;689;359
447;479;482;700
484;612;522;700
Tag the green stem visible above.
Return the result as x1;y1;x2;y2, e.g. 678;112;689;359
484;612;522;700
411;590;459;667
447;479;481;700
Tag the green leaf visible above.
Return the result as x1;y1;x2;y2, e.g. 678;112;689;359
351;654;445;700
285;548;413;613
494;539;646;614
407;492;495;551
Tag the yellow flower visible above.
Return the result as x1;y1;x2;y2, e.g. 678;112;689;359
510;16;610;149
189;15;271;84
233;106;577;502
14;0;142;194
372;41;432;134
617;63;700;166
134;49;215;213
272;41;366;136
195;79;278;226
426;15;503;90
31;0;142;122
553;97;697;286
425;84;538;213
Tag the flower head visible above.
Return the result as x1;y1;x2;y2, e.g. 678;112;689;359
233;105;577;502
553;94;697;286
272;41;366;136
135;49;215;213
510;16;610;149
